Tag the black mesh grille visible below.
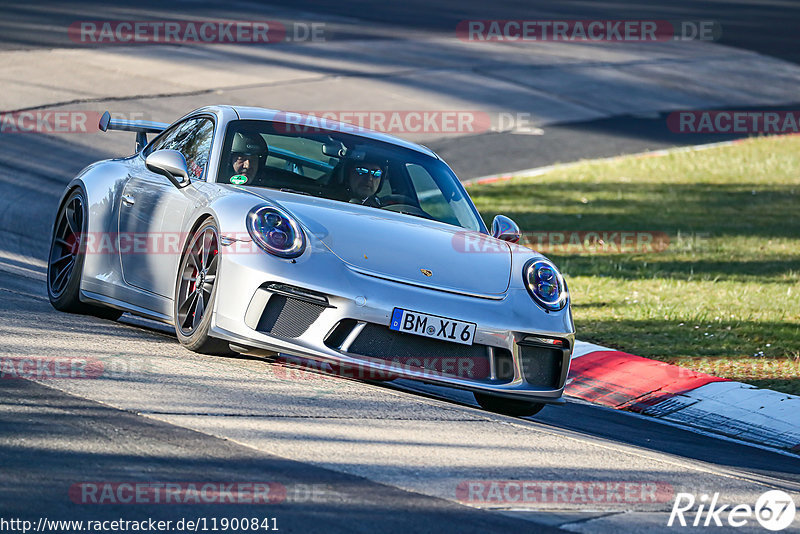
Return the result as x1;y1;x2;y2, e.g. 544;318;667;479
518;344;563;388
346;324;492;380
256;295;325;338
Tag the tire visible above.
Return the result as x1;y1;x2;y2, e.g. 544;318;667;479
47;188;122;321
173;219;232;355
474;392;546;417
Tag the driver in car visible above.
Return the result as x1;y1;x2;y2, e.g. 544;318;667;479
226;132;268;185
343;159;386;207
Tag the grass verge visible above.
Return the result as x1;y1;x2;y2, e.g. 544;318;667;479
468;136;800;394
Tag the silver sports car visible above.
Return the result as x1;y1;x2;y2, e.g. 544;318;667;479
47;106;574;416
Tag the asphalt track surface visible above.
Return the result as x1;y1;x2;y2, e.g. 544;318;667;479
2;1;800;532
3;0;800;64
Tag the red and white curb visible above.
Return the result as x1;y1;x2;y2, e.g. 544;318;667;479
568;341;800;453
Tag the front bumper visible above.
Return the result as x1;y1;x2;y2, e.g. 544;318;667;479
210;244;574;404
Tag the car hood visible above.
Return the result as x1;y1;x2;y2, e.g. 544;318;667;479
243;189;511;297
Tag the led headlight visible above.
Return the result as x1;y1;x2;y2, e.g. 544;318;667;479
524;259;568;311
247;205;305;258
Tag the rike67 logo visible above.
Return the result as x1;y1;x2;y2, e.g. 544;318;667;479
668;490;796;531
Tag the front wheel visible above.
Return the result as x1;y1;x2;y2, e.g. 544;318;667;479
174;220;231;355
474;392;546;417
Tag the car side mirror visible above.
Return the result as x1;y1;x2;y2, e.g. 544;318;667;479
492;215;521;243
145;150;191;188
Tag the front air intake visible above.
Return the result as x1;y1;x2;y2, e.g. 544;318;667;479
256;294;326;338
517;341;565;389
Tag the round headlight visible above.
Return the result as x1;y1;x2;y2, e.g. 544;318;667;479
247;206;305;258
524;259;568;311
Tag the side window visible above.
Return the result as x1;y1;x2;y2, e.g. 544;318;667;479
146;121;191;154
145;118;215;180
181;120;214;180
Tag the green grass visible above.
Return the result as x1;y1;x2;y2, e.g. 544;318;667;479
468;136;800;394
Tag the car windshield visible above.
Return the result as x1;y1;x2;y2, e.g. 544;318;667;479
217;119;484;232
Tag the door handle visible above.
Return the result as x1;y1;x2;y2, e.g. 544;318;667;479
121;194;135;207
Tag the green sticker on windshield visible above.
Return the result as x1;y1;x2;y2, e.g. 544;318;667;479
230;174;248;185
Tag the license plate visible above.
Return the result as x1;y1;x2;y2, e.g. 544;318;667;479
389;308;477;346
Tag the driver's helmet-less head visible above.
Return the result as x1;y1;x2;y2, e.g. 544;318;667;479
344;155;388;205
228;132;268;184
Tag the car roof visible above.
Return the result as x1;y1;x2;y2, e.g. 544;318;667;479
229;105;438;159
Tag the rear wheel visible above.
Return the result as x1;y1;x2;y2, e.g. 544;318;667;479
47;189;122;320
174;220;232;355
474;392;546;417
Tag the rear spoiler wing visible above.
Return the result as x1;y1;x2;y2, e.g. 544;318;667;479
98;111;169;152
